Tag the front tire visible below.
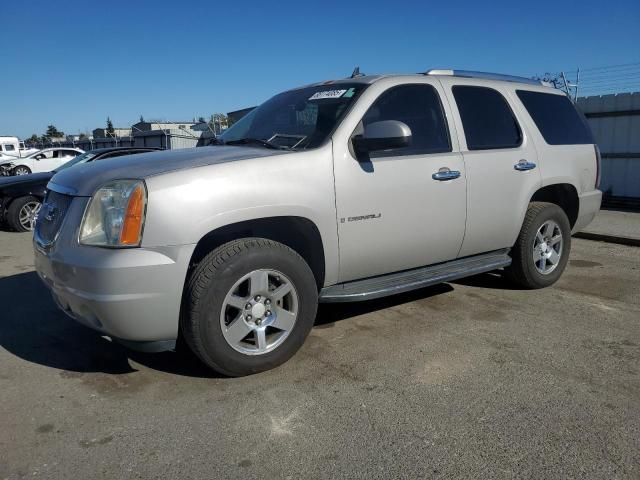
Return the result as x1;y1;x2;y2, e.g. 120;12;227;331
505;202;571;289
13;165;31;176
7;196;42;232
181;238;318;376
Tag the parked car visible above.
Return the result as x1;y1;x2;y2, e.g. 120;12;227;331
0;147;84;175
34;70;601;376
0;147;160;232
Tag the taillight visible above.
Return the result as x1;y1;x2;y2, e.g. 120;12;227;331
594;145;602;189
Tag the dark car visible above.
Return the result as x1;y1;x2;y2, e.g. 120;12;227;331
0;147;160;232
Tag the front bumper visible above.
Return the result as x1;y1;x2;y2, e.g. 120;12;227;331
34;238;195;348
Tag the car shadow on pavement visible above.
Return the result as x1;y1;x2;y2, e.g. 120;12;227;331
0;271;217;378
451;271;525;290
0;270;517;378
315;283;455;327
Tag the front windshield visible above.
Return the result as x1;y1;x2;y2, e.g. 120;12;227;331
219;83;367;150
54;151;97;172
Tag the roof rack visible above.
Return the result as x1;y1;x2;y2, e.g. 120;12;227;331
424;69;546;86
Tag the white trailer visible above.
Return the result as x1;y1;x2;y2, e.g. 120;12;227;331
0;136;39;160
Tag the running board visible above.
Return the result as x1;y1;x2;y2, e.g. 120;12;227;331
319;249;511;303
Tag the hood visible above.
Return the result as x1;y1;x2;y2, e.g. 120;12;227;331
0;172;52;190
49;146;290;197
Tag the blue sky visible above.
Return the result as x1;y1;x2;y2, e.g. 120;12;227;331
1;0;639;138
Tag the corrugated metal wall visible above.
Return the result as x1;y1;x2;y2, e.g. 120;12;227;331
577;92;640;200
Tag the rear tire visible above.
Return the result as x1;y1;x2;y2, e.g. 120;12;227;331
181;238;318;376
7;196;42;232
504;202;571;289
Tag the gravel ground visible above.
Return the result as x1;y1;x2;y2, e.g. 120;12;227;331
0;231;638;479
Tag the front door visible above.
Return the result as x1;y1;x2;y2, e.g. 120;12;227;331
332;81;467;283
33;150;59;172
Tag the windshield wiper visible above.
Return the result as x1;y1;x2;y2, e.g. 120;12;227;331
224;138;289;150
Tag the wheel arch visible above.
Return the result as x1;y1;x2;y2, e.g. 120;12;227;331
187;216;326;290
12;163;32;174
529;183;579;228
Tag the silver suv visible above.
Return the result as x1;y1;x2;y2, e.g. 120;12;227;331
34;70;602;376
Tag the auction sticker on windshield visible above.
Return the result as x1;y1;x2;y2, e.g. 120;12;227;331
309;89;347;100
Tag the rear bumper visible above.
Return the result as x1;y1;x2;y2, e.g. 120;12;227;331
573;189;602;233
34;240;195;346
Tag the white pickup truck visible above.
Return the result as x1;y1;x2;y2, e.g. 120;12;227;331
0;136;38;161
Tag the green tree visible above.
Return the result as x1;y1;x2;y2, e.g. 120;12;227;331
45;125;64;138
27;134;39;144
198;116;206;123
106;117;115;135
139;115;145;123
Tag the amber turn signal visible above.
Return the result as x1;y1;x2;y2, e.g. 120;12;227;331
119;183;146;245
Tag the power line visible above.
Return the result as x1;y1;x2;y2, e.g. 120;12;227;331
578;71;640;80
564;61;640;74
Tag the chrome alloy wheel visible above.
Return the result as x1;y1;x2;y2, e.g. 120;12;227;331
220;269;299;355
19;201;42;231
14;166;30;176
533;220;563;275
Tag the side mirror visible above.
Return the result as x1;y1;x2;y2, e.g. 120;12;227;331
352;120;411;155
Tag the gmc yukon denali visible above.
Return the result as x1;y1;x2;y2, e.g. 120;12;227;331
34;70;602;376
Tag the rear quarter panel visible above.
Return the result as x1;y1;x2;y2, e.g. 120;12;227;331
508;87;597;196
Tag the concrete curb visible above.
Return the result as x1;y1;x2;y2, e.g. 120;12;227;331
574;232;640;247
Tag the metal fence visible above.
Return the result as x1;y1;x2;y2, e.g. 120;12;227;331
33;129;201;152
577;92;640;208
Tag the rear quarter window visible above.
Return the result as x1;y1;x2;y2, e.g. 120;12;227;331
516;90;594;145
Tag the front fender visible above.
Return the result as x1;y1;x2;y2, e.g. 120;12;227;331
141;149;339;285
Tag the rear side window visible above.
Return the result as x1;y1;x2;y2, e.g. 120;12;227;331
362;84;451;157
452;86;522;150
516;90;594;145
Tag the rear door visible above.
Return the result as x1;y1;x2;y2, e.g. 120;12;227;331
440;79;541;257
50;149;79;169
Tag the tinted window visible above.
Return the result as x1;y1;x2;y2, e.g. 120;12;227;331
362;84;450;157
5;144;15;151
516;90;594;145
453;86;522;150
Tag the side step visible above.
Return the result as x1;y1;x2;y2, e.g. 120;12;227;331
319;249;511;303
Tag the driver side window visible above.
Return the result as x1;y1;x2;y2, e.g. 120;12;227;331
362;84;451;157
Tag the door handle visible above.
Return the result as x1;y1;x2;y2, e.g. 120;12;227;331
432;167;461;181
514;159;536;171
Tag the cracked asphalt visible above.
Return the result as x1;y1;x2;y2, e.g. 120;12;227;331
0;231;638;479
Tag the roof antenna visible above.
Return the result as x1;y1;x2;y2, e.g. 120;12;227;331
350;66;364;78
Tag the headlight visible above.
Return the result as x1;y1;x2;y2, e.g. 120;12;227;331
80;180;147;247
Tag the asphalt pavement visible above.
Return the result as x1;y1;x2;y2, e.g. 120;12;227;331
0;231;638;479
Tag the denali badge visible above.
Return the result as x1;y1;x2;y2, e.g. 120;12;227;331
340;213;382;223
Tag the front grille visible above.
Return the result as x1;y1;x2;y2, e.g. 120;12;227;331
35;191;74;247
